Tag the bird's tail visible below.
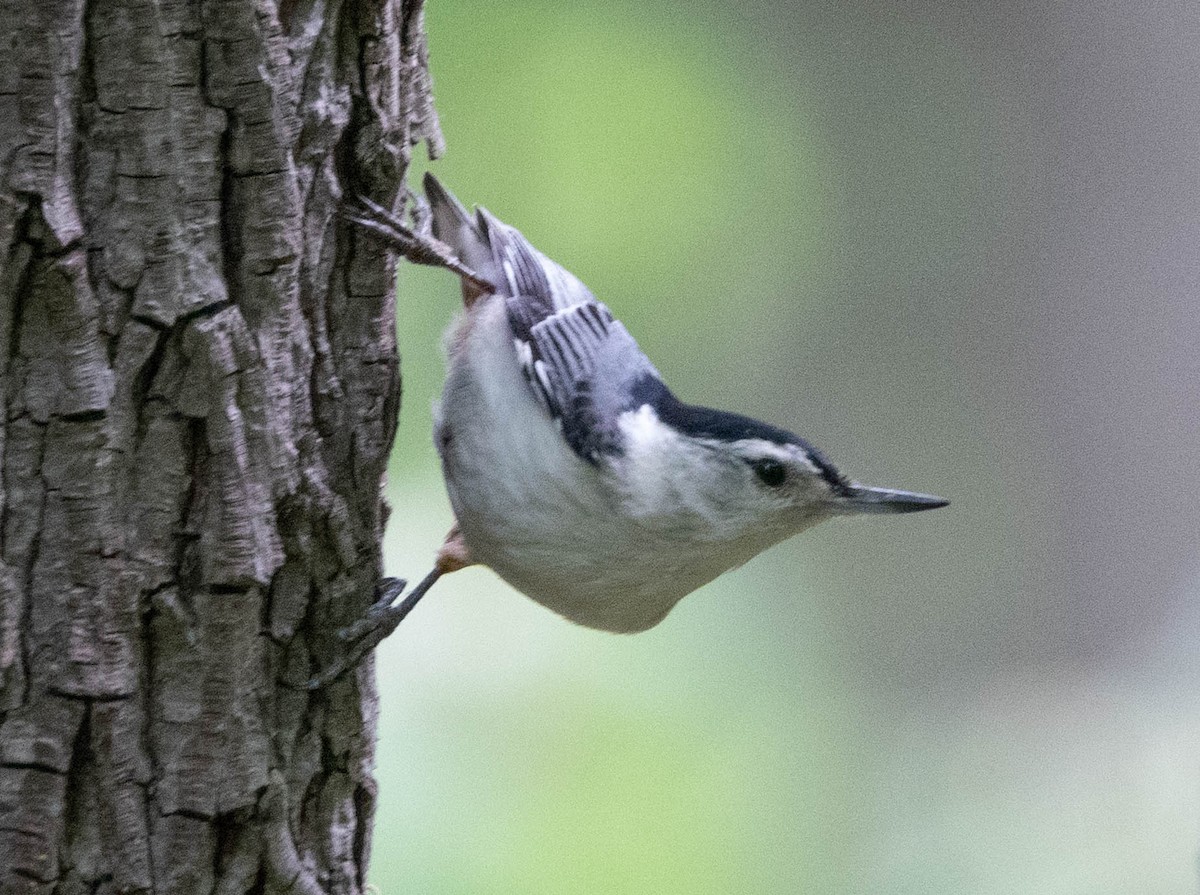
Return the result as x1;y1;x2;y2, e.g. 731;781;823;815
424;173;595;311
423;173;500;289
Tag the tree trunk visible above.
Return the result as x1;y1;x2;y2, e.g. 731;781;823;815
0;0;440;890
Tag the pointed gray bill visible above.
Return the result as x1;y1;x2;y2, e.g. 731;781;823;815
838;484;949;514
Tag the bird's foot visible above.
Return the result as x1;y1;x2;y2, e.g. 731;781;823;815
303;570;443;690
341;194;494;294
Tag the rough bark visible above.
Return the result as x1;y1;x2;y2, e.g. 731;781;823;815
0;0;440;890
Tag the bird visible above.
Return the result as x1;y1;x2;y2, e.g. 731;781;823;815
319;174;947;684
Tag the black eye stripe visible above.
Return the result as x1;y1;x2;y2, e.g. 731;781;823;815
750;458;787;487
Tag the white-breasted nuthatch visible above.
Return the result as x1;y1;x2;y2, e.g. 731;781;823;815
320;175;946;683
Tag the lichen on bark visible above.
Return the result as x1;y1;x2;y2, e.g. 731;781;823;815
0;0;438;890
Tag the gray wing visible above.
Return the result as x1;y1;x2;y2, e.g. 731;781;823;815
507;297;660;462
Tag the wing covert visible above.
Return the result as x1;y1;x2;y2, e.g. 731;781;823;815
507;297;659;463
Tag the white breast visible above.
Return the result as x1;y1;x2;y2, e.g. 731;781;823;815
436;297;742;632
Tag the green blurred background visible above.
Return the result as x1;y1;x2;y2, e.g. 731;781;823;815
372;1;1200;892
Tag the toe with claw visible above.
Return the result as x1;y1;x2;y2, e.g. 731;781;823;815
341;194;495;295
305;570;444;690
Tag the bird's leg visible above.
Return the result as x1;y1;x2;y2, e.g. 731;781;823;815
433;522;474;573
341;193;495;295
303;571;441;689
304;525;475;689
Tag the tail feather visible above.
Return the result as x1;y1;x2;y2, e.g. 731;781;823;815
422;173;596;311
423;173;497;284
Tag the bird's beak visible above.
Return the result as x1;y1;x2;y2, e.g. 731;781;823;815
835;484;949;514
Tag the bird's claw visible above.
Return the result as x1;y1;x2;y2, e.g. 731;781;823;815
341;195;494;293
302;569;443;690
335;577;407;642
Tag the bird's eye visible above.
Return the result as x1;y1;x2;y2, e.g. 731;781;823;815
750;458;787;487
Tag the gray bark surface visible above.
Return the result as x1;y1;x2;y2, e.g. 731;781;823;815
0;0;440;890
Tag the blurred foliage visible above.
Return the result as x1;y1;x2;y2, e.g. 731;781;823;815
374;1;1200;893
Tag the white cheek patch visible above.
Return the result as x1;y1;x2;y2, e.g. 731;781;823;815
615;406;685;517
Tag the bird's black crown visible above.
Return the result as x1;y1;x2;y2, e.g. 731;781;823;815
628;374;850;494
